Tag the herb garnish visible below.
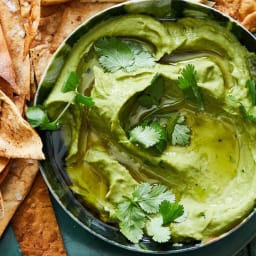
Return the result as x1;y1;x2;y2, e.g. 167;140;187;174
116;183;184;243
26;106;61;130
129;124;162;149
178;64;204;111
171;119;191;146
129;113;191;153
26;71;94;130
94;37;155;73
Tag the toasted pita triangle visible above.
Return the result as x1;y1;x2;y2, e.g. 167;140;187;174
50;2;113;52
20;0;41;59
0;23;17;92
0;159;39;237
0;90;44;160
12;174;67;255
0;0;31;100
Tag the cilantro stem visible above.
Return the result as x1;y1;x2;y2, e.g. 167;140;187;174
54;97;74;123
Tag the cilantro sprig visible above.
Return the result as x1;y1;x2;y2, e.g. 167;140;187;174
129;112;191;153
178;64;204;111
26;71;94;130
116;183;185;243
94;37;155;73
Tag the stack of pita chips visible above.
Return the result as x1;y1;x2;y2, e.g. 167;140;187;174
0;0;44;237
0;0;67;255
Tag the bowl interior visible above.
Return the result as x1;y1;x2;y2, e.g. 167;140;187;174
36;0;256;254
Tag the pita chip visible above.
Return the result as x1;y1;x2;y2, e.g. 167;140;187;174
50;1;113;52
214;0;241;19
0;24;17;93
0;90;44;160
239;0;256;32
0;159;38;237
241;12;256;32
20;0;41;59
29;8;63;83
30;45;53;84
12;174;67;256
0;0;31;100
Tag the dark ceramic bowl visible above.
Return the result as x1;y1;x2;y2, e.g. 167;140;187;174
35;0;256;255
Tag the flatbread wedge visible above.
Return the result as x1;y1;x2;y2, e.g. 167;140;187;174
0;0;31;100
12;174;67;256
0;90;44;160
20;0;41;59
0;23;17;92
0;159;39;237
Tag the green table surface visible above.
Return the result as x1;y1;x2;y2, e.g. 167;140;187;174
1;195;255;256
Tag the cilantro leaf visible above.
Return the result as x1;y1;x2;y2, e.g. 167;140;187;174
161;112;191;147
26;106;60;130
178;64;195;90
119;222;144;244
178;64;204;111
26;106;49;128
116;191;145;243
62;71;95;106
145;216;171;243
134;50;155;69
61;71;80;93
159;201;184;225
129;125;161;148
150;122;167;153
116;199;145;228
129;112;191;151
246;80;256;106
75;93;95;106
27;71;94;131
134;184;175;214
115;183;185;244
165;112;180;140
126;40;155;69
171;123;191;146
94;37;155;73
95;37;134;72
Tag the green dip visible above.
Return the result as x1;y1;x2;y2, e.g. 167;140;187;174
44;14;256;242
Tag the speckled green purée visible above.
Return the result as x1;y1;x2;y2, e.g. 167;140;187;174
43;13;256;243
